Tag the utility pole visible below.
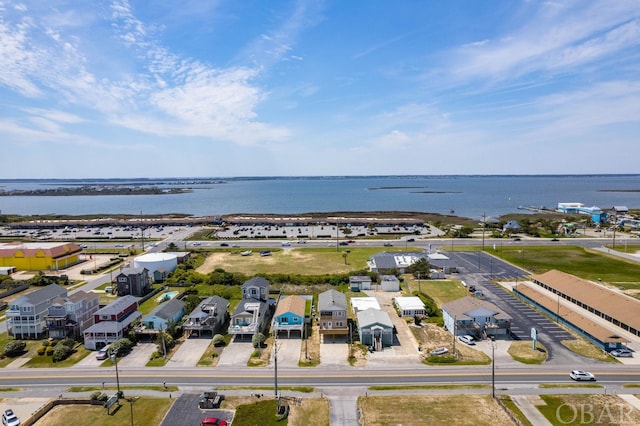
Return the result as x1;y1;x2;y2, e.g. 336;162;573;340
491;342;496;398
273;334;278;397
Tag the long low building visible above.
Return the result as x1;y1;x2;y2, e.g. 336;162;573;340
515;283;628;350
531;270;640;339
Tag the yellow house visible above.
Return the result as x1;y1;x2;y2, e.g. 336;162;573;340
0;242;83;271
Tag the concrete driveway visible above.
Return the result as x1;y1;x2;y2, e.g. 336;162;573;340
320;340;348;365
271;338;302;367
217;339;253;367
118;342;156;367
169;337;211;367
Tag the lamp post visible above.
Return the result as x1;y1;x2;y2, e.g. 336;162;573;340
111;349;121;398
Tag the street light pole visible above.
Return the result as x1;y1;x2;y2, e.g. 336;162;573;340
128;397;139;426
273;334;278;397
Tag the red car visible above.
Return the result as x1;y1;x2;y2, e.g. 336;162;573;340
201;418;228;426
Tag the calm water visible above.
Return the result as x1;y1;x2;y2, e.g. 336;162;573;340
0;175;638;220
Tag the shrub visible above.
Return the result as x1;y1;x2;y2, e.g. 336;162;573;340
52;343;73;362
251;350;260;358
37;346;47;356
46;347;55;356
4;341;27;357
90;391;102;401
212;334;226;347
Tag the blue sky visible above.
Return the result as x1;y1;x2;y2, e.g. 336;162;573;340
1;0;639;178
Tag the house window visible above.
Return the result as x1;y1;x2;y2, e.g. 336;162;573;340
293;317;299;323
281;317;289;324
335;321;343;327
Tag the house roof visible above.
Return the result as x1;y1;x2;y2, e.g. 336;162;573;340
349;275;372;283
380;274;399;282
231;298;268;317
357;308;393;328
351;297;381;312
13;283;66;306
242;276;270;289
119;267;147;276
146;298;185;321
189;296;228;318
395;296;425;311
95;295;138;315
85;311;141;332
442;296;511;320
274;295;306;317
518;284;628;344
532;270;640;335
318;289;347;311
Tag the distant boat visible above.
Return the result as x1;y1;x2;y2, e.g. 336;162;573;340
240;250;252;256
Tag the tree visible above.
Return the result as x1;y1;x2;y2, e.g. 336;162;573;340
252;332;266;348
406;258;430;278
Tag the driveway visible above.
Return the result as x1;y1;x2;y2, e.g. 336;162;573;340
169;337;211;367
271;337;302;367
364;290;421;365
320;340;348;365
217;339;253;367
118;342;156;367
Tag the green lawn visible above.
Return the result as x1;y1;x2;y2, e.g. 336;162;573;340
497;246;640;288
408;278;467;306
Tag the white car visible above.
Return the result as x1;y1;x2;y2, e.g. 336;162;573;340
610;348;633;358
569;370;596;381
458;335;476;345
2;409;20;426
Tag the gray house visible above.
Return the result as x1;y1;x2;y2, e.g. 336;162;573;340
184;296;229;337
357;308;394;350
6;284;68;339
318;289;349;340
229;277;272;338
45;290;100;339
442;296;512;340
141;298;186;331
116;267;151;297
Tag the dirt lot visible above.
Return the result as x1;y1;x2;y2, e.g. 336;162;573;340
358;394;513;426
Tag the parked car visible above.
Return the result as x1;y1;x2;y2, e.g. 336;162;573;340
429;347;449;356
569;370;596;381
2;409;20;426
96;345;111;361
458;335;476;345
201;417;228;426
611;348;633;358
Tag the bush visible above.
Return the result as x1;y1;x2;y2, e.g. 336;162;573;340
110;338;134;355
90;391;102;401
251;350;260;357
46;347;55;356
212;334;226;347
4;341;27;357
37;346;47;356
52;342;73;362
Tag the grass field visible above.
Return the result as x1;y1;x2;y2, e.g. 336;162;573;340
196;246;421;275
498;246;640;288
508;341;548;364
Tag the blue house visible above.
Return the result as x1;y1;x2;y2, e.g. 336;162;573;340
272;295;306;338
141;298;185;331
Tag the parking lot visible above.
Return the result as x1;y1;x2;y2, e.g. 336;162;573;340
448;251;600;365
160;393;234;426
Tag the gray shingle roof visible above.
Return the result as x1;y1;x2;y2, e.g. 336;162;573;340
318;289;347;311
